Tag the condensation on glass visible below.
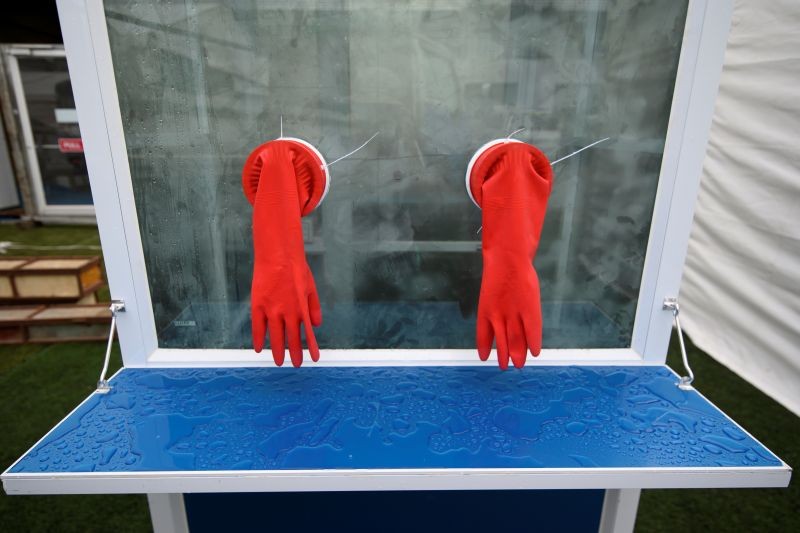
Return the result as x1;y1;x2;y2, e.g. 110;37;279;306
104;0;689;350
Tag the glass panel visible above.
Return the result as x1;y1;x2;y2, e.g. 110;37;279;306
17;57;93;205
104;0;689;349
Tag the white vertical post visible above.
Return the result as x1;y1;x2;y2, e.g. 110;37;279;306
57;0;156;366
598;489;641;533
147;493;189;533
633;0;735;361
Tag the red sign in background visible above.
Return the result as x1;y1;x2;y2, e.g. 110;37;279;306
58;138;83;153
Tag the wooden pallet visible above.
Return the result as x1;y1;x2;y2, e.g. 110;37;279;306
0;256;105;303
0;304;110;344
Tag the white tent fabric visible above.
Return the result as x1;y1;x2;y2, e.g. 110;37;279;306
680;0;800;416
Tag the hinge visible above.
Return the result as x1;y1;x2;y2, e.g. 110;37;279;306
96;300;125;394
663;297;694;390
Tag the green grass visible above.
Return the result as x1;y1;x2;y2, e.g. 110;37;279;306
636;335;799;532
0;342;150;533
0;224;102;254
0;224;796;532
0;223;148;532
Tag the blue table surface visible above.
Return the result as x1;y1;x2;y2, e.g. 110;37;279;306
9;366;781;474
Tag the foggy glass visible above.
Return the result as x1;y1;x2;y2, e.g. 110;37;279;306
104;0;689;349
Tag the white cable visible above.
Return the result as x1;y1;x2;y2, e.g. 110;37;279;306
663;298;694;390
97;300;125;393
550;137;611;165
674;309;695;389
472;136;610;234
97;312;117;390
325;132;380;168
504;116;515;136
507;127;526;140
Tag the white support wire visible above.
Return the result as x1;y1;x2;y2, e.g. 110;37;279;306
474;136;610;234
507;127;526;140
275;117;377;169
551;137;611;166
325;132;380;168
96;300;125;394
663;297;694;390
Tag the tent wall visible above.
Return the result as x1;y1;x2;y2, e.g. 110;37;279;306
681;0;800;416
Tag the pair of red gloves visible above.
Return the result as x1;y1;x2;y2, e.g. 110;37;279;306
243;138;552;368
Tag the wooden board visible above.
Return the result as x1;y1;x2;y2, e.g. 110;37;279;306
0;306;43;321
0;303;110;344
0;259;31;298
33;305;110;321
19;258;90;270
26;323;108;343
0;259;31;271
0;305;43;345
0;256;105;303
14;274;81;298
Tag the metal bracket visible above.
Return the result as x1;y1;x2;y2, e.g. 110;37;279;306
96;299;125;394
663;297;694;390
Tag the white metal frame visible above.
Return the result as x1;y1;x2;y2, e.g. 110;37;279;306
12;4;795;532
57;0;734;369
3;465;790;495
2;45;96;219
598;490;641;533
147;494;189;533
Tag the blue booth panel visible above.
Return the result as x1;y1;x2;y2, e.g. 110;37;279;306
184;490;606;533
2;365;789;494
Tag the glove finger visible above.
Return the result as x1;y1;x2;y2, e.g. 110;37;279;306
507;317;527;369
476;316;494;361
303;314;320;362
493;319;510;370
522;314;542;357
252;307;266;353
307;283;322;327
268;316;286;367
286;320;303;368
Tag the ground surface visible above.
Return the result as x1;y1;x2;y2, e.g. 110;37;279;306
0;224;796;532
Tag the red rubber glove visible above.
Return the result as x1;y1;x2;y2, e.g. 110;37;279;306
242;139;327;367
469;141;553;369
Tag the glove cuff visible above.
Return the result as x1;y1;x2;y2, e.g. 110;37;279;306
242;138;329;216
466;139;552;209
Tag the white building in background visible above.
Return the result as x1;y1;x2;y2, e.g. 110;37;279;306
1;44;95;223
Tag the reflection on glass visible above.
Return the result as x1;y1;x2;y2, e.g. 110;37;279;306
105;0;689;349
18;57;92;205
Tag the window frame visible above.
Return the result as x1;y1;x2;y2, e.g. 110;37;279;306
3;45;96;219
58;0;733;368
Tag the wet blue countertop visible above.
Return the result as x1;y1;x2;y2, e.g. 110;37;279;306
9;366;781;473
